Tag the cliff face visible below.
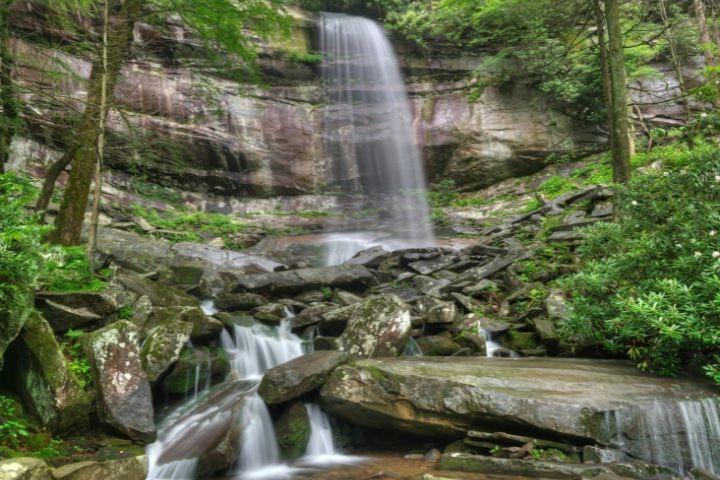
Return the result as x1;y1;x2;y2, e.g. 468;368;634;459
7;4;675;205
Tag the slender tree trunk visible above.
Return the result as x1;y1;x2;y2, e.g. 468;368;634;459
604;0;632;183
87;0;110;270
51;0;142;245
693;0;717;67
0;0;18;173
35;147;75;222
595;0;615;154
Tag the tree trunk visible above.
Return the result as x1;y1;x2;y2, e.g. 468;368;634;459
35;147;74;222
595;0;615;154
693;0;717;67
87;0;110;270
0;0;18;173
604;0;632;183
51;0;142;245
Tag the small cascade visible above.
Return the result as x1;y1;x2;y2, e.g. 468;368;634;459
220;320;305;381
481;329;504;358
403;337;423;357
602;398;720;474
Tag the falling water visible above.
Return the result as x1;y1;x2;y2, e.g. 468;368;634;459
602;398;720;474
481;329;504;358
403;337;423;357
320;13;435;265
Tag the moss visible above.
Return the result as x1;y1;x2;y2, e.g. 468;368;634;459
275;402;311;460
364;365;388;382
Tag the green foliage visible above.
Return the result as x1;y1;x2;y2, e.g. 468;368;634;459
522;197;542;213
39;246;105;293
286;51;324;65
60;329;92;389
428;179;458;208
131;204;251;243
559;144;720;382
0;397;30;448
537;176;576;199
0;174;46;321
321;286;332;301
116;305;134;320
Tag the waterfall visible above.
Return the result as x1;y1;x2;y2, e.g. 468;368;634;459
320;13;436;265
602;398;720;474
148;302;352;480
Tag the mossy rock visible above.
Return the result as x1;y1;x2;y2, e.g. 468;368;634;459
163;347;230;396
140;320;193;383
9;312;92;434
274;401;310;460
505;331;538;351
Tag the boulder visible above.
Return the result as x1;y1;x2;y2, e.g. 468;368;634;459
116;271;196;308
438;453;680;479
331;290;363;307
345;247;392;268
0;303;31;372
292;304;337;329
408;255;456;275
9;312;91;433
320;357;719;447
274;401;311;460
229;265;375;294
416;333;462;356
143;306;221;342
259;351;349;405
37;300;102;333
214;292;268;312
50;456;148;480
0;458;51;480
84;321;155;441
140;320;194;383
336;295;411;358
545;290;571;321
36;288;125;319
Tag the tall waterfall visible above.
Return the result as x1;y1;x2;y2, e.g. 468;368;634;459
320;13;436;265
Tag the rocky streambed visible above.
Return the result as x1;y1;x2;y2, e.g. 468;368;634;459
2;183;719;480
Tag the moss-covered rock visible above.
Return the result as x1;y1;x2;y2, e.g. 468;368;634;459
505;330;538;351
336;294;411;358
140;320;193;383
163;347;230;396
83;321;155;441
274;401;311;460
50;455;148;480
0;299;31;372
10;312;91;434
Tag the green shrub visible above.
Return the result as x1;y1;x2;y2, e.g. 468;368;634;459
537;176;576;199
60;329;93;389
0;396;30;448
559;145;720;382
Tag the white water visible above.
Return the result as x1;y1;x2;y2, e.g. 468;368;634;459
481;328;504;358
403;337;424;357
603;398;720;474
320;13;435;265
299;403;361;467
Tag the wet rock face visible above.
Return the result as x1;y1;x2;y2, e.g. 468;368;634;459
336;294;412;358
83;321;155;442
274;401;311;460
140;320;194;383
319;357;719;444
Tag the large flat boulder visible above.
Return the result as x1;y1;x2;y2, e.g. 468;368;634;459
320;357;719;449
258;351;348;405
9;312;91;433
230;265;375;294
84;321;155;441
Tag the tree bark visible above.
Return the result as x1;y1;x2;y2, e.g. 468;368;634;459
604;0;632;183
595;0;615;154
51;0;142;245
693;0;717;67
87;0;110;270
35;147;74;222
0;0;18;173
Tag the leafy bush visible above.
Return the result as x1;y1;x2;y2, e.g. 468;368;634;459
0;174;47;322
559;145;720;382
0;396;30;449
60;329;93;389
537;176;577;199
131;205;251;242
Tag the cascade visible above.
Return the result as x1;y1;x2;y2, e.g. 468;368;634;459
602;398;720;474
147;306;352;479
320;13;436;265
